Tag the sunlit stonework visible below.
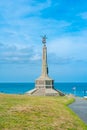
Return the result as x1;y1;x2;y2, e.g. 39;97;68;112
26;35;64;96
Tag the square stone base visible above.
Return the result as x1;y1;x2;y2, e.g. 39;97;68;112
25;88;65;96
35;79;54;89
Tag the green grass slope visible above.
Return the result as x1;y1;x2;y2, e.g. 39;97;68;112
0;94;87;130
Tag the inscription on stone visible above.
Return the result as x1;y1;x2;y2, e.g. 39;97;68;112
46;81;51;85
36;80;44;85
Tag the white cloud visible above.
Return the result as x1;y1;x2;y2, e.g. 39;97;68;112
0;42;41;63
0;0;52;21
48;30;87;62
30;54;41;61
79;12;87;19
0;0;87;65
1;27;87;65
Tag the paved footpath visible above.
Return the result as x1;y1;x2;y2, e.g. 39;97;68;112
69;97;87;124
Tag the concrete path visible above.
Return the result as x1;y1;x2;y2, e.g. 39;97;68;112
69;97;87;124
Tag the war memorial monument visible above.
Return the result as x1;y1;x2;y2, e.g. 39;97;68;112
26;35;64;96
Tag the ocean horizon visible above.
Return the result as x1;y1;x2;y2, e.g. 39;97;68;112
0;82;87;97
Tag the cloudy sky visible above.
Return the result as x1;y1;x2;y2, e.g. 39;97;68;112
0;0;87;82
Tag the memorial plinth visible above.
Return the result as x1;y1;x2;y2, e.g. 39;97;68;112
26;35;64;96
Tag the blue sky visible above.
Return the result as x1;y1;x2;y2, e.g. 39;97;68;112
0;0;87;82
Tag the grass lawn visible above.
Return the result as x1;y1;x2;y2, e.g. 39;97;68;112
0;94;87;130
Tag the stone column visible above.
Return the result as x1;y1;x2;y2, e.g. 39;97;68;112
25;35;64;96
41;44;48;77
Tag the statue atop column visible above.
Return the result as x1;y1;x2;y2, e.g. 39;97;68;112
25;35;65;96
42;35;47;45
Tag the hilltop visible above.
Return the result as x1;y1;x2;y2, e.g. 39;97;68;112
0;94;87;130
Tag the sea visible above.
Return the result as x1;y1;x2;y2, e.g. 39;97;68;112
0;83;87;97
